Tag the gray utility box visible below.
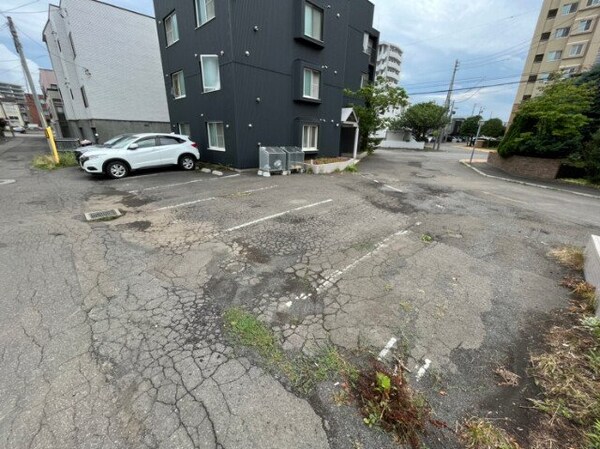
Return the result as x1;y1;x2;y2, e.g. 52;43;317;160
281;146;305;173
258;146;288;177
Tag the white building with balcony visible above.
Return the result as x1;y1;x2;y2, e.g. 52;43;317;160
375;41;403;85
42;0;170;141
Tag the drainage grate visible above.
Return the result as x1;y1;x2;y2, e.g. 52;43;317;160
84;209;122;222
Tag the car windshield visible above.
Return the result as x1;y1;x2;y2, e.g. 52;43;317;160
110;135;143;149
102;134;134;148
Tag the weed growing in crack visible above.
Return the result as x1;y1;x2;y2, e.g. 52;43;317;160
223;308;355;394
353;360;444;448
459;418;521;449
344;164;358;173
32;152;78;170
549;246;585;271
421;233;433;243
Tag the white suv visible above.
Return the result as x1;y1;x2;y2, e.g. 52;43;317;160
79;133;200;179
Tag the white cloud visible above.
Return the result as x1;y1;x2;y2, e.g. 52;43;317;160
0;43;41;94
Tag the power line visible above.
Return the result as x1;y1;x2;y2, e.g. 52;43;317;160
408;79;529;96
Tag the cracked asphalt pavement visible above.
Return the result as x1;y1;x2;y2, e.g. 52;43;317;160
1;136;599;448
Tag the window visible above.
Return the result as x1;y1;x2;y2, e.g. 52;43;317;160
158;136;183;145
171;71;186;99
538;72;551;82
561;66;580;77
569;43;585;56
207;122;225;150
135;137;157;149
302;125;318;151
578;19;593;32
303;68;320;99
587;0;600;6
528;74;538;82
68;32;76;58
555;26;570;37
534;54;544;62
80;86;88;108
360;73;369;88
522;95;532;101
200;55;221;92
548;8;558;18
541;31;551;40
165;12;179;46
304;2;323;41
562;2;578;14
363;33;375;55
178;123;191;136
547;50;562;61
195;0;215;27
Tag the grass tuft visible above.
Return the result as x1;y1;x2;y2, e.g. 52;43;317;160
32;152;78;170
562;277;598;315
344;164;358;173
459;418;521;449
549;246;585;271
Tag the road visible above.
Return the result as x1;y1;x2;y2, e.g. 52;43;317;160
1;137;598;448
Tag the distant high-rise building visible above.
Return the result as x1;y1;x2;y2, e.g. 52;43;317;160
510;0;600;124
0;82;28;123
375;42;402;85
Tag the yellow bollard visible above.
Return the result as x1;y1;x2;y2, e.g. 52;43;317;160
45;127;60;164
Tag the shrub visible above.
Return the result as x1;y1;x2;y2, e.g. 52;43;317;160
582;129;600;183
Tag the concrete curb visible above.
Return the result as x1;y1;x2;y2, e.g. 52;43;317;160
584;236;600;318
460;160;600;200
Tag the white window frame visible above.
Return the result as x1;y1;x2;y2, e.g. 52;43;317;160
303;68;321;100
587;0;600;6
562;2;579;14
178;123;191;136
171;71;186;99
200;55;221;93
547;50;562;61
538;72;551;82
360;73;369;88
555;26;570;38
302;124;319;152
195;0;215;28
304;2;323;41
578;18;593;32
207;122;226;151
569;42;586;56
165;12;179;47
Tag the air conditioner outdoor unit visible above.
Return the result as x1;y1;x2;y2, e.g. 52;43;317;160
257;146;288;177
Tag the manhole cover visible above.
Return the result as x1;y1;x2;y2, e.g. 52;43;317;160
84;209;122;222
0;179;16;186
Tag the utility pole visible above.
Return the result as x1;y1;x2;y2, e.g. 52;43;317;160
7;16;59;162
435;59;459;151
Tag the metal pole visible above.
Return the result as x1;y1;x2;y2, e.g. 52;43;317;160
469;121;484;165
7;16;58;162
436;59;459;151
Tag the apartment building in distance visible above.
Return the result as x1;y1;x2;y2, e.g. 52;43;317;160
42;0;170;141
39;68;69;137
375;41;403;85
154;0;379;169
510;0;600;123
0;82;28;124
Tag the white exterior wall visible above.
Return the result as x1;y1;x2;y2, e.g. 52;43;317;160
43;0;169;124
375;41;403;85
0;103;25;126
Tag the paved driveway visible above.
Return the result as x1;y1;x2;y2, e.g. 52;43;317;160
1;138;599;448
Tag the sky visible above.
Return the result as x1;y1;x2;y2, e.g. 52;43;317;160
0;0;543;122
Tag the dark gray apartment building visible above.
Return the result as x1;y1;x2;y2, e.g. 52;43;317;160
154;0;379;169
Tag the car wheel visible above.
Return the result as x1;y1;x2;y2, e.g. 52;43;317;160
179;154;196;171
106;161;129;179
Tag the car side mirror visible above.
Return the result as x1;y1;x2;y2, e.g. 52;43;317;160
128;143;139;150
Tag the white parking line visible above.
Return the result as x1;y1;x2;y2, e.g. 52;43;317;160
377;337;398;361
129;173;240;194
416;359;432;381
224;199;333;232
154;197;216;211
316;229;409;294
383;184;404;193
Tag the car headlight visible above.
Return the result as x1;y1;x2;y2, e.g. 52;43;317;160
86;154;103;160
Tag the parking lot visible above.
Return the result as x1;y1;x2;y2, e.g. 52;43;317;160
2;136;600;448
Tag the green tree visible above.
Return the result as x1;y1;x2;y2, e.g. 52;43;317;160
498;80;595;158
574;64;600;142
480;118;505;138
389;102;448;142
459;115;482;137
345;80;409;153
582;129;600;182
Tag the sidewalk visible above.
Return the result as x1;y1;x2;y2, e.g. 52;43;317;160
461;161;600;200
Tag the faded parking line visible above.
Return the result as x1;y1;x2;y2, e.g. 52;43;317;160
225;199;333;232
154;197;216;211
482;191;527;205
129;173;240;194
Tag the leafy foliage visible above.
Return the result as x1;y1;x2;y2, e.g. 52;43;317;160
498;80;596;158
345;79;409;153
481;118;505;138
460;115;482;137
581;129;600;182
390;102;449;142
